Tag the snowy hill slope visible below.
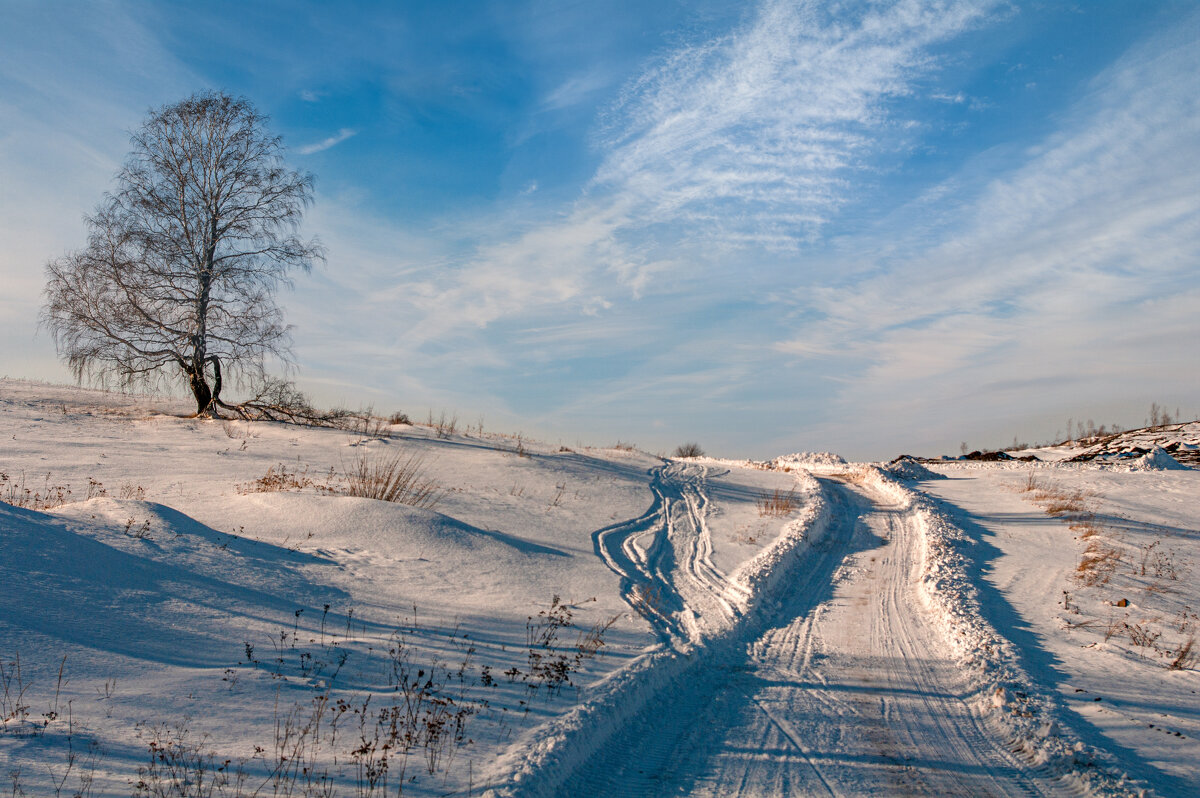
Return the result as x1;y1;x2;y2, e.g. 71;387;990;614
0;380;806;796
2;379;1197;796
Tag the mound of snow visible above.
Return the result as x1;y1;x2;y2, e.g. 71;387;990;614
1131;445;1189;471
771;451;846;468
884;457;946;481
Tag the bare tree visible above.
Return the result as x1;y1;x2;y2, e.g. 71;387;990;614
42;91;322;417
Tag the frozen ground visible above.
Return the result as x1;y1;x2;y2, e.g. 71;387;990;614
1;379;1196;796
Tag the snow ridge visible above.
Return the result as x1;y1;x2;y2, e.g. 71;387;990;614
861;467;1149;797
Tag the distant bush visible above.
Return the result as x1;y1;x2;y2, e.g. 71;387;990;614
672;442;704;458
388;411;411;426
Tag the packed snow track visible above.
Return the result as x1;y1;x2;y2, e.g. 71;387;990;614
593;462;750;645
564;475;1065;796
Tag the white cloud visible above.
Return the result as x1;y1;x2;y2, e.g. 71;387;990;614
388;0;999;347
296;128;357;155
771;12;1200;454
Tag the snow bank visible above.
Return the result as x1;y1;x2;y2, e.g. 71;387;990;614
883;456;946;481
860;468;1148;797
1130;446;1189;471
771;451;846;469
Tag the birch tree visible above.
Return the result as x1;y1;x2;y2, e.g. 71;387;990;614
43;91;321;416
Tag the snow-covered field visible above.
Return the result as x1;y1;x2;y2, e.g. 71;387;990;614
1;379;1197;796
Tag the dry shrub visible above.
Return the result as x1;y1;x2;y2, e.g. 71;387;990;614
344;450;443;509
672;442;704;458
756;488;798;517
1122;621;1161;649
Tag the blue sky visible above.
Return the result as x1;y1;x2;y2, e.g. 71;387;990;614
2;1;1198;460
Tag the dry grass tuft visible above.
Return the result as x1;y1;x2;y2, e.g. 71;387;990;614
756;488;798;517
343;450;443;509
0;471;74;510
1069;520;1101;538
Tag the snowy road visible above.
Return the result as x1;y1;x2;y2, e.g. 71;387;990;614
564;475;1062;796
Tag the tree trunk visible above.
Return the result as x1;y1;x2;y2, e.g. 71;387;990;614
186;359;214;417
207;355;224;409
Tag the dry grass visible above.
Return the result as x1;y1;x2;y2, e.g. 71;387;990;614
0;471;74;511
1023;475;1091;516
1042;495;1088;516
1075;540;1121;586
629;582;667;618
756;488;798;517
1169;636;1197;670
238;464;335;494
1021;474;1122;588
1069;520;1102;538
343;450;443;509
841;467;871;485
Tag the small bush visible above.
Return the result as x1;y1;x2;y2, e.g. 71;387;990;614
388;411;411;426
673;442;704;458
344;450;443;509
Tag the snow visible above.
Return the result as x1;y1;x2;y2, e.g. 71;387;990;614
883;455;947;481
920;462;1200;794
771;450;847;469
0;380;809;796
1129;446;1189;471
2;378;1197;796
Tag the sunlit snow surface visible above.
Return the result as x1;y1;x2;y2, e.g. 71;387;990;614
1;379;1196;796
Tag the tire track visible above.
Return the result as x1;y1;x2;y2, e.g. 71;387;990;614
593;462;749;646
